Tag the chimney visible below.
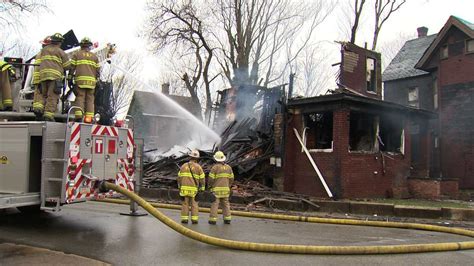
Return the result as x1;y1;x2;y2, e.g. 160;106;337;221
161;83;170;95
417;26;428;38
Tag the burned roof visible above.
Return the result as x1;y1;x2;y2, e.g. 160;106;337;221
288;91;436;118
382;34;436;82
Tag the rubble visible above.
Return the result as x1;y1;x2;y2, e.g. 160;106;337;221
142;117;274;187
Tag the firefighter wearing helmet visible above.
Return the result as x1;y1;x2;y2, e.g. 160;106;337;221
68;37;100;123
38;32;71;121
0;58;15;111
208;151;234;224
177;149;205;224
32;36;51;120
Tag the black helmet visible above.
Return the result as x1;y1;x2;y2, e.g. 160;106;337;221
80;37;92;47
50;33;64;43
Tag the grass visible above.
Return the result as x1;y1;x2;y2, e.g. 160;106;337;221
366;199;472;209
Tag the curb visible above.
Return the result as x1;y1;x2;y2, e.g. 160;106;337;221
139;187;474;221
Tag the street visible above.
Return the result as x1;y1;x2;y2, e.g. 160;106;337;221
1;201;474;265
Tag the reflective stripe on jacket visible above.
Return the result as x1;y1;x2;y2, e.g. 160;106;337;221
39;44;70;81
32;52;42;85
208;163;234;198
0;61;13;72
177;161;205;197
70;49;100;89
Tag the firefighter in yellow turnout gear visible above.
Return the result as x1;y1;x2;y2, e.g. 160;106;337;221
177;149;205;224
32;36;52;119
0;60;15;111
208;151;234;225
38;33;71;121
68;37;100;122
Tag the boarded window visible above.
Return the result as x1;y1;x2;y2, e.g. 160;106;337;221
366;57;376;92
379;115;403;153
349;112;376;152
303;112;333;150
408;87;419;108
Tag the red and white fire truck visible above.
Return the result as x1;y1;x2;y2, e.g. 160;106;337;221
0;34;141;212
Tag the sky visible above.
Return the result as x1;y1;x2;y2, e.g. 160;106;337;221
7;0;474;85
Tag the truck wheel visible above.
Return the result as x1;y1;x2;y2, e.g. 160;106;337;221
17;205;42;214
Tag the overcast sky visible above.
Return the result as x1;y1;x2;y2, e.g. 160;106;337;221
11;0;474;83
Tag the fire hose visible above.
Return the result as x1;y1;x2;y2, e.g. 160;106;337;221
103;182;474;255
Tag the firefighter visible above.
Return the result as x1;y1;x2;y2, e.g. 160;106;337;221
208;151;234;225
68;37;100;123
32;36;51;120
177;149;205;224
0;59;15;111
38;32;71;121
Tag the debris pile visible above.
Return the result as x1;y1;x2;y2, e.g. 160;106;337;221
142;117;275;188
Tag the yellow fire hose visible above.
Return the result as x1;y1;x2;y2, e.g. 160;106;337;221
104;182;474;255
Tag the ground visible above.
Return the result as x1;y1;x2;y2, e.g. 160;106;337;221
0;201;474;265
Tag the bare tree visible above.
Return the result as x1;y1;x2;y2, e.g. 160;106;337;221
293;44;334;97
349;0;366;44
214;0;334;87
145;0;218;121
101;51;144;118
371;0;406;50
0;0;49;32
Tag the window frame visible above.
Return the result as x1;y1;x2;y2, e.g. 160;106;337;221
440;45;449;59
466;39;474;54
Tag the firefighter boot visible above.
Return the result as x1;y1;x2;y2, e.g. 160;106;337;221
33;110;43;121
224;220;231;225
181;219;189;224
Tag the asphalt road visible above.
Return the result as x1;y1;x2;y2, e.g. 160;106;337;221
1;201;473;265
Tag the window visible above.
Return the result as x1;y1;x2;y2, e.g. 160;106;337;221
433;80;438;110
440;45;448;59
303;112;333;150
349;112;376;152
379;115;403;153
466;39;474;53
366;57;376;92
408;87;419;108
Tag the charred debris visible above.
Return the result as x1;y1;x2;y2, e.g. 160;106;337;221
142;84;308;204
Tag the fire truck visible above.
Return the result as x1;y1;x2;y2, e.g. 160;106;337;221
0;32;140;212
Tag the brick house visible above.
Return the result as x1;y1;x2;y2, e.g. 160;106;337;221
383;16;474;191
282;43;434;199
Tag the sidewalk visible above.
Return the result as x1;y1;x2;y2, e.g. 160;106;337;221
0;243;109;266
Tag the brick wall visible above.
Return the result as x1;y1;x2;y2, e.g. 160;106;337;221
284;107;411;199
340;43;382;99
408;179;441;199
436;28;474;189
440;179;459;198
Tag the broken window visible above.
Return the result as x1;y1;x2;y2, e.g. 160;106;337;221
379;115;404;153
303;112;333;150
349;112;376;152
366;57;376;93
408;87;419;108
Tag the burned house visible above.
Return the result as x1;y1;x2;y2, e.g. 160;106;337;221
282;43;436;199
384;16;474;192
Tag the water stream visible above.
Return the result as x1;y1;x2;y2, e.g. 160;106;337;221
107;62;221;159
